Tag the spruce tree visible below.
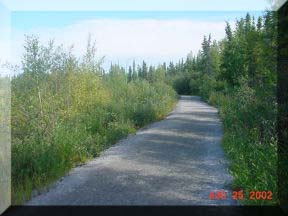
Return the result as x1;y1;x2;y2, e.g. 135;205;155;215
128;66;132;82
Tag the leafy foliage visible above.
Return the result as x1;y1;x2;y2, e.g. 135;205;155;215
166;12;277;205
11;11;278;205
11;36;177;204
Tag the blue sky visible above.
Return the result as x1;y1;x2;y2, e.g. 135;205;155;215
10;10;265;71
0;3;10;65
1;0;272;11
12;11;264;30
0;0;271;72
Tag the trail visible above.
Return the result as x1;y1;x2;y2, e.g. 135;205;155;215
27;96;236;205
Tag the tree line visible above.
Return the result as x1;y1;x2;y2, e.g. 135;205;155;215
117;11;278;204
11;35;177;204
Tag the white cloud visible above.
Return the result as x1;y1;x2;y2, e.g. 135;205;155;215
12;19;229;69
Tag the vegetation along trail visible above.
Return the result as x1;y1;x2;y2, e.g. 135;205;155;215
27;96;236;205
9;11;277;206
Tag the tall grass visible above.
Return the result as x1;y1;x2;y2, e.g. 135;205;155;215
207;82;277;205
11;36;177;204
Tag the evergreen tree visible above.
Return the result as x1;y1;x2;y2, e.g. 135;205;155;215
137;65;143;79
167;62;175;76
142;61;148;80
128;66;132;82
132;60;137;80
148;66;154;82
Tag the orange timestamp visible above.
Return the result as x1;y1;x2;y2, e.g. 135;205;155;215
209;190;227;200
209;190;273;201
232;190;273;200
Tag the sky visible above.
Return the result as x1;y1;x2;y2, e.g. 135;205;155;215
0;3;10;76
0;0;272;73
0;0;273;11
10;11;267;71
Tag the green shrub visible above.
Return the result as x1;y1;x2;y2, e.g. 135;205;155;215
207;84;277;205
11;38;177;204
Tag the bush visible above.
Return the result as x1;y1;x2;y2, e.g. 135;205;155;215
170;74;191;95
207;84;277;205
198;74;217;100
11;38;177;204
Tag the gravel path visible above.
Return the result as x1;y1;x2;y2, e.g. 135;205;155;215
27;96;236;205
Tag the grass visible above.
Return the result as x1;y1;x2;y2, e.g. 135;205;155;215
11;44;178;205
207;86;278;205
10;35;179;204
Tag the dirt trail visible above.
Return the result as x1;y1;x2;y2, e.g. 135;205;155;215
27;96;236;205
